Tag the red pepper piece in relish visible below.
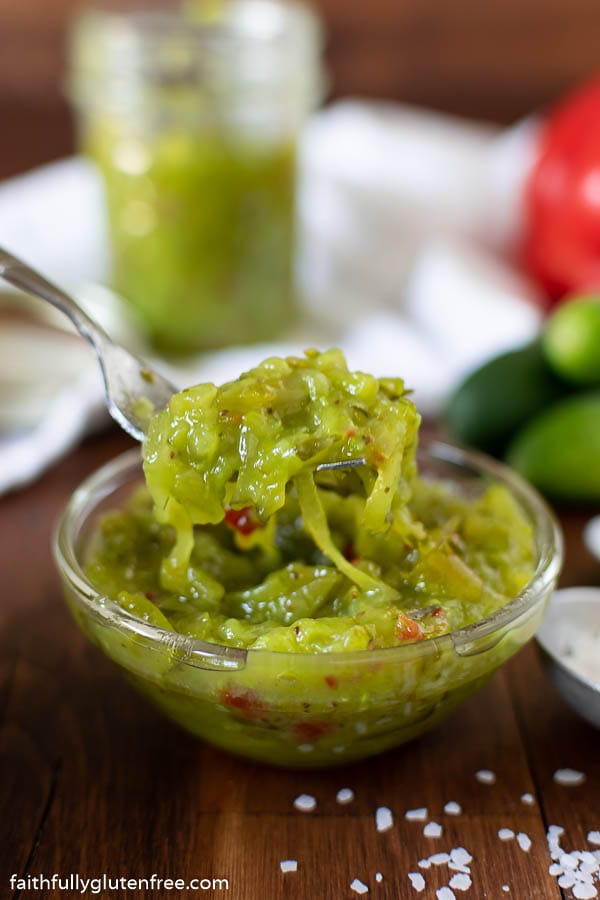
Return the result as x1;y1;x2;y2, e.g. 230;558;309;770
218;687;265;719
293;720;333;742
397;615;424;642
224;507;261;536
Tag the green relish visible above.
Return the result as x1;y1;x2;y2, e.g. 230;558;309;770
87;350;536;653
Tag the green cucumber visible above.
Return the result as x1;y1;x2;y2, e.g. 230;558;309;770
506;393;600;502
444;341;569;454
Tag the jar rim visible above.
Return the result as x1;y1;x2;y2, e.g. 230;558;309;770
69;2;323;83
68;2;325;120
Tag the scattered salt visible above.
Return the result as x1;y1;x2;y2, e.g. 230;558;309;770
436;888;456;900
430;853;451;866
502;887;510;893
293;793;316;812
448;862;471;874
554;768;586;786
350;878;369;895
521;793;535;805
581;855;599;874
444;801;462;816
375;806;394;833
546;823;600;896
517;832;532;852
418;859;431;870
573;884;598;899
451;848;473;867
424;821;443;838
408;872;426;892
475;769;496;784
375;873;383;883
498;829;514;841
336;788;354;805
279;860;297;873
449;873;472;892
589;832;600;846
406;807;428;822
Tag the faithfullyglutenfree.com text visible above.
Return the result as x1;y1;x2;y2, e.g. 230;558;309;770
9;873;230;894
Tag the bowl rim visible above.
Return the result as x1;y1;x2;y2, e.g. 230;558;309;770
536;586;600;694
53;440;563;668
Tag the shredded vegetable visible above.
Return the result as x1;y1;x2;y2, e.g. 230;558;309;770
86;350;536;653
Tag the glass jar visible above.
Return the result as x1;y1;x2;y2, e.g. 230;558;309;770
69;2;323;355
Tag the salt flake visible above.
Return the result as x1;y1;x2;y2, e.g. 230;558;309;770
560;853;578;871
336;788;354;805
521;793;535;805
408;872;426;892
436;889;456;900
424;821;443;838
293;793;316;812
350;878;369;895
280;860;297;873
517;832;532;852
554;768;586;786
375;873;383;883
475;769;496;784
499;829;514;841
444;801;462;816
448;862;471;874
451;848;473;867
573;883;597;899
375;807;393;832
406;807;428;821
449;873;472;892
502;886;510;893
430;853;451;866
588;831;600;846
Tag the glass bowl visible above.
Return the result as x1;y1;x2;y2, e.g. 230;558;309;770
54;442;562;767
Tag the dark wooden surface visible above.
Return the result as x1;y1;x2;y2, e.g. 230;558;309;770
3;0;600;179
0;427;598;899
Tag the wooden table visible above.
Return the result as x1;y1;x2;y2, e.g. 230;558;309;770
0;428;598;899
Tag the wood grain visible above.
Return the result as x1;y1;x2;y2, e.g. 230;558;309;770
0;429;598;898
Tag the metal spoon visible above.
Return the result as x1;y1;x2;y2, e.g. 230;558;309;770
0;246;180;441
0;246;367;468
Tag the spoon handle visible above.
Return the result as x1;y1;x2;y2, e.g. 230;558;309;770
0;246;109;352
0;245;178;441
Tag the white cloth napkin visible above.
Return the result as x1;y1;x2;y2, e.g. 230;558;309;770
0;100;543;495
